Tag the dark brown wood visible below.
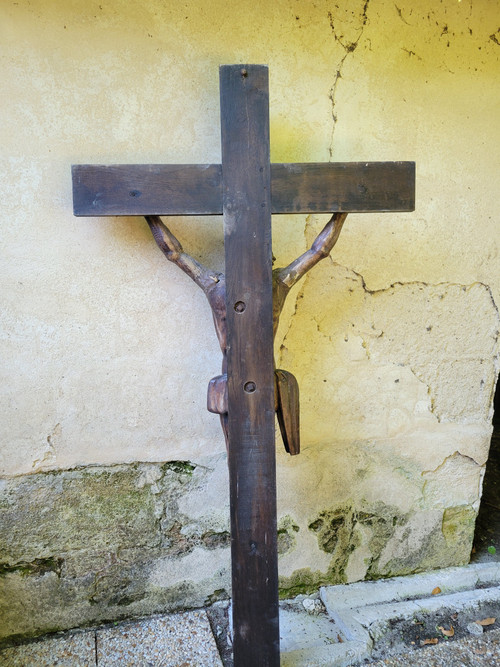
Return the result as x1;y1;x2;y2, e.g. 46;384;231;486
220;65;279;666
275;369;300;455
72;164;222;216
207;373;228;415
72;161;415;216
145;211;348;461
72;64;417;667
271;161;415;213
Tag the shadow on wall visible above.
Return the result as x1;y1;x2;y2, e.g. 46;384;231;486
472;378;500;563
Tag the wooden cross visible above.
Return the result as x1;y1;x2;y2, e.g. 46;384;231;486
72;65;415;666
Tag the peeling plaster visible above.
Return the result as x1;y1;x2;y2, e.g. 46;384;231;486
362;281;500;424
276;248;499;468
1;0;500;639
323;272;499;424
422;450;481;474
32;424;60;471
421;452;483;510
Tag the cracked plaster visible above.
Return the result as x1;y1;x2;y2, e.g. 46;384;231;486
274;223;498;585
1;0;500;641
0;458;231;642
326;0;371;157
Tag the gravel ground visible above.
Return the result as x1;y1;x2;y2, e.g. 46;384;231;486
1;607;499;666
96;612;222;666
0;611;223;667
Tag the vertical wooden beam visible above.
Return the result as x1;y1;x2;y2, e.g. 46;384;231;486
220;65;279;666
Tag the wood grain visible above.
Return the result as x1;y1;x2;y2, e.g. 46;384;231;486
220;64;279;667
72;164;222;216
275;369;300;456
72;161;415;216
72;65;417;667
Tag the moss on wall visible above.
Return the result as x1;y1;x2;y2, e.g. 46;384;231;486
1;0;499;644
0;461;231;644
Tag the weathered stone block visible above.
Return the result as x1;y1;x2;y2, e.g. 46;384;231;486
0;459;230;644
1;0;500;648
274;258;499;596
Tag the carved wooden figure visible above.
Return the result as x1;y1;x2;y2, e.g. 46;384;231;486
145;212;347;456
72;65;415;667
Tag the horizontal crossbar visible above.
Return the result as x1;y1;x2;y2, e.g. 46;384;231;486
72;162;415;216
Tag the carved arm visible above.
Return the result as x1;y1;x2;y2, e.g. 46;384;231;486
145;215;223;294
275;212;348;290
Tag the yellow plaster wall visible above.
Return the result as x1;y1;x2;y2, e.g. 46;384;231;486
1;0;499;587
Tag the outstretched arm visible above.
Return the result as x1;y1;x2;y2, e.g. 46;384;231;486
275;212;348;290
145;215;222;294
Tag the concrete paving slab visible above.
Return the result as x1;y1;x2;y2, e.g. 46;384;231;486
320;562;500;612
279;598;372;666
319;563;500;665
366;627;500;666
281;642;370;667
0;632;96;667
96;611;222;667
353;586;500;645
280;607;342;652
2;563;500;667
